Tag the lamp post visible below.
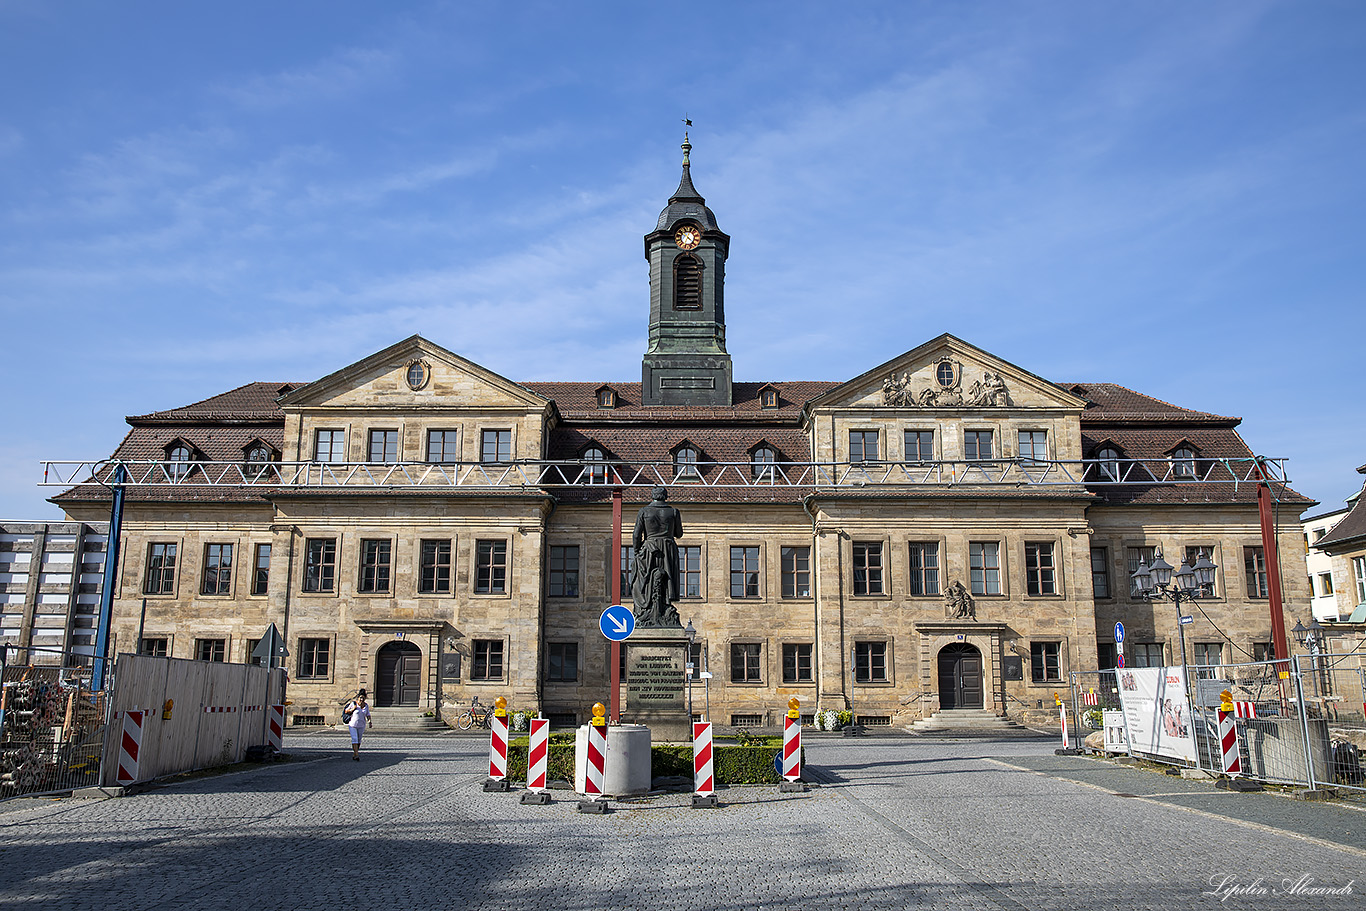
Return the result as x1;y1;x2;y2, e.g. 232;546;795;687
1131;551;1217;692
684;619;697;722
1292;618;1328;699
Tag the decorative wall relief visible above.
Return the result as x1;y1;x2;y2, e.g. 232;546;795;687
945;580;976;620
881;358;1012;408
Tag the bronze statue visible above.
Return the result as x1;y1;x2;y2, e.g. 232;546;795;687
630;487;683;628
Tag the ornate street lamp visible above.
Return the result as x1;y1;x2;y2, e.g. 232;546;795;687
1132;550;1219;685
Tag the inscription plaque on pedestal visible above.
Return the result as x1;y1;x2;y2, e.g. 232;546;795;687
622;632;691;742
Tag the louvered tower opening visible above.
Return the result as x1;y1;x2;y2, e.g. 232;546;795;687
673;254;703;310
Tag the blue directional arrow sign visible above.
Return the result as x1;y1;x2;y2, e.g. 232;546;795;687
599;605;635;642
1113;621;1125;645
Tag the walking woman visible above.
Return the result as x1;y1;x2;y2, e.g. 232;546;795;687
344;689;373;760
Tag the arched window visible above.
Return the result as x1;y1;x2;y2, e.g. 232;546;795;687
1096;446;1121;482
582;446;608;485
166;444;192;481
1172;446;1197;479
752;446;777;482
245;444;274;480
673;254;703;310
674;446;701;481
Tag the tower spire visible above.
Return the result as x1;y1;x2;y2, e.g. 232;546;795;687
669;130;704;205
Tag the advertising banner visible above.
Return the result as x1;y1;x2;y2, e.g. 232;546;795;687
1114;666;1197;763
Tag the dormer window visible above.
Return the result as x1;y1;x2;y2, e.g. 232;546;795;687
166;443;193;481
1172;446;1198;479
674;445;702;482
758;385;779;409
752;445;778;482
596;387;617;409
1095;446;1122;482
673;253;703;310
244;443;276;480
582;446;608;485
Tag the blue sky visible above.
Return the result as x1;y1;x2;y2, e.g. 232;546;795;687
2;1;1363;519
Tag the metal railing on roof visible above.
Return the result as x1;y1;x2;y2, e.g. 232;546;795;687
40;456;1289;491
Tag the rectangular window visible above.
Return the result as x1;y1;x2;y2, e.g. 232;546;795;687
1319;572;1334;596
1193;643;1223;678
472;640;505;680
964;430;994;461
195;638;226;662
969;542;1000;595
1354;556;1366;604
678;545;701;598
367;429;398;463
1018;430;1047;463
781;546;811;598
475;540;508;594
358;539;392;594
303;538;337;593
854;641;887;683
548;545;580;598
1090;547;1110;599
782;643;813;683
419;539;452;594
620;545;634;602
313;429;345;463
298;638;330;679
1132;643;1165;668
1030;641;1061;682
1127;546;1157;596
426;429;460;463
1025;542;1056;596
688;640;705;675
730;643;762;683
730;546;760;598
1243;546;1268;598
907;543;940;596
1097;642;1117;670
144;543;177;595
546;642;578;682
1184;546;1217;596
252;543;271;596
849;430;879;462
904;430;933;462
139;637;168;657
201;543;233;595
246;638;263;667
852;542;884;595
1252;642;1275;662
481;429;512;463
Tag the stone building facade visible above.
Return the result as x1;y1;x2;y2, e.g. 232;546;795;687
51;142;1314;728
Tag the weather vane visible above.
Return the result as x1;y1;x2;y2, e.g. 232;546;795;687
683;115;693;128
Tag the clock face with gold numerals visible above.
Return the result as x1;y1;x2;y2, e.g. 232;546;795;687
674;224;702;250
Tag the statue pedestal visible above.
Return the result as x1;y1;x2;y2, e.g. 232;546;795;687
623;628;692;743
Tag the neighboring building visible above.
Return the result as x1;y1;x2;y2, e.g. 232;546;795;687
1313;466;1366;624
0;521;109;661
50;140;1315;728
1303;507;1348;622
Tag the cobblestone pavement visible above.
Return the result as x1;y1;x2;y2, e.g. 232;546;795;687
0;732;1362;910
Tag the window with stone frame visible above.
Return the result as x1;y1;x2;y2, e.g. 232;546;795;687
1244;546;1268;599
677;545;701;598
546;642;578;682
1131;643;1165;667
781;546;811;598
854;641;888;683
1126;546;1157;596
358;539;392;594
1018;430;1047;464
367;429;399;463
852;542;884;595
620;545;634;601
548;545;580;598
1356;556;1366;604
419;539;452;594
144;543;177;595
782;643;813;683
139;637;168;657
475;540;508;594
1024;542;1056;596
849;430;879;463
472;639;505;680
1192;643;1223;678
480;429;512;463
195;638;226;662
730;642;762;683
298;638;330;679
1030;641;1061;682
969;542;1000;595
252;543;271;596
907;542;940;596
964;430;994;461
1090;547;1110;599
426;429;460;463
201;543;233;595
904;429;933;462
730;546;760;598
1252;642;1275;662
313;429;345;463
303;538;337;593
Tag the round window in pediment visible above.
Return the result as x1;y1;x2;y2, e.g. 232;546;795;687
405;359;430;391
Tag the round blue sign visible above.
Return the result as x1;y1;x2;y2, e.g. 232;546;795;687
774;751;784;776
1113;621;1125;645
599;605;636;642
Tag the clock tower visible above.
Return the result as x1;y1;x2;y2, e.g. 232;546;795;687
641;134;733;406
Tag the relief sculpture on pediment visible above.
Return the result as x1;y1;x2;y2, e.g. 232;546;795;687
881;357;1010;408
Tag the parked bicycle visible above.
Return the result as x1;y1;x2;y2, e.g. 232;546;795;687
455;696;495;731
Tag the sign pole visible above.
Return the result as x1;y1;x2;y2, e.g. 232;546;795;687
611;488;623;723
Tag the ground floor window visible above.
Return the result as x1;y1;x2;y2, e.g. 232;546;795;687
1192;642;1222;678
139;637;168;657
298;638;330;679
781;643;813;683
730;642;762;683
1030;641;1061;682
546;642;578;682
472;639;505;680
1131;642;1165;667
854;641;887;683
195;638;226;662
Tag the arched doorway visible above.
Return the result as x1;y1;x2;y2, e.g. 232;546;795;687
375;640;422;707
937;643;983;710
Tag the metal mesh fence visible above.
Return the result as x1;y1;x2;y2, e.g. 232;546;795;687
1;647;111;800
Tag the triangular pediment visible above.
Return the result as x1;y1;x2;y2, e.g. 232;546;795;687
278;336;551;412
807;334;1086;412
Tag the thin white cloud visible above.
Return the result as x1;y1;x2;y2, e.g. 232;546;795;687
217;47;397;110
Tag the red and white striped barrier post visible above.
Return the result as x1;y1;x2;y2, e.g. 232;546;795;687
577;701;609;813
520;716;552;805
1215;690;1263;791
484;696;511;792
116;709;145;786
1217;706;1241;775
779;697;805;792
692;721;718;808
267;704;285;751
1054;693;1081;754
1233;700;1257;720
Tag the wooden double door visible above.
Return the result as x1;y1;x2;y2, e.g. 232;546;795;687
937;643;984;709
375;641;422;706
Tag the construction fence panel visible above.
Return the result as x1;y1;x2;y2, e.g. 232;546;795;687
1300;648;1366;794
0;647;111;800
